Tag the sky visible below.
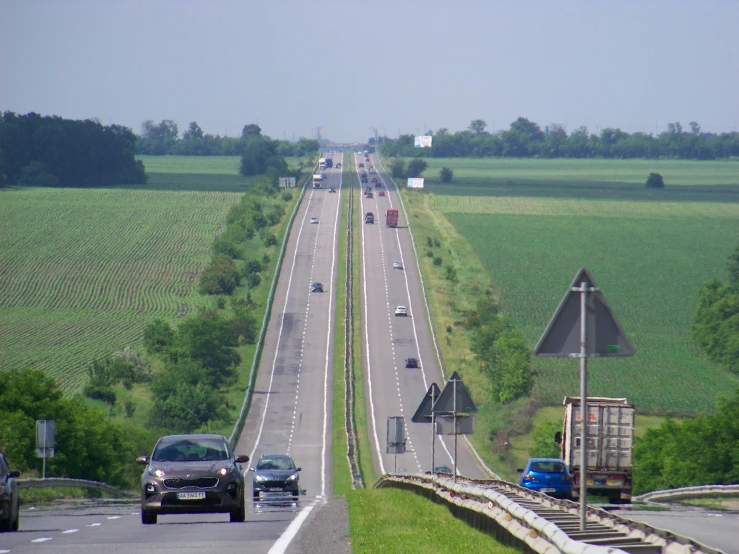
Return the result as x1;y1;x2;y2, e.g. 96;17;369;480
2;0;738;143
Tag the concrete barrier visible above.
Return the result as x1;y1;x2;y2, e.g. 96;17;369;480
18;478;136;498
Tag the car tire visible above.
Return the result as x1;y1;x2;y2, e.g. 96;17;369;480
230;497;246;522
141;510;157;525
10;498;19;531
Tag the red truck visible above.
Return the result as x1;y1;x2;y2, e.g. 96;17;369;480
386;208;399;227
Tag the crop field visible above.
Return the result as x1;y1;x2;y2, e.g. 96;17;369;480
410;158;739;415
0;166;244;391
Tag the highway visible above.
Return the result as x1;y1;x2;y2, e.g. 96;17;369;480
0;157;345;553
355;152;488;479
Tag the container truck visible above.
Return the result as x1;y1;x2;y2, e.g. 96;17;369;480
319;158;326;170
325;157;333;168
556;396;634;503
386;208;399;227
312;174;323;188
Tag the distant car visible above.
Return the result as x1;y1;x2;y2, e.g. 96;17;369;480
405;358;419;368
369;168;376;173
0;452;20;532
517;458;572;499
395;306;408;316
378;191;385;197
335;163;342;169
310;217;319;224
370;177;378;183
365;192;373;198
434;465;453;474
251;454;301;502
365;157;370;162
393;261;403;269
329;187;336;193
358;163;365;168
311;282;324;293
137;434;250;525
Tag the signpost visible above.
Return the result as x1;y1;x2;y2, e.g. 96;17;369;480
534;268;634;531
386;416;406;473
411;383;441;474
407;178;424;189
36;419;56;479
431;371;477;483
279;177;296;188
414;135;433;148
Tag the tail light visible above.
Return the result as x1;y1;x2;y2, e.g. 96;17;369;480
563;475;572;481
522;473;536;482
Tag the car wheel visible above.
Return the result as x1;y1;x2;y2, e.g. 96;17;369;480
10;497;19;531
141;510;157;525
230;496;246;522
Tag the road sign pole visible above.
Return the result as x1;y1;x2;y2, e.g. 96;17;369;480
453;379;457;484
430;388;436;474
579;281;588;532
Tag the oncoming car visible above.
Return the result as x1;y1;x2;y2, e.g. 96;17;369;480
393;261;403;270
395;306;408;316
0;452;21;532
378;191;385;196
310;217;319;224
251;454;301;502
517;458;572;499
311;282;324;293
137;434;250;525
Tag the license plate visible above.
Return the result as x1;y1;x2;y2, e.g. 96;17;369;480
177;492;205;500
269;487;283;492
540;488;556;493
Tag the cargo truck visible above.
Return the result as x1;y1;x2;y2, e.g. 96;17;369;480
319;158;326;170
325;157;333;168
386;208;399;227
556;397;634;503
312;174;323;188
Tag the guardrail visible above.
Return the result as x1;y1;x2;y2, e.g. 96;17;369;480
634;484;739;504
18;478;137;499
376;474;726;554
343;159;364;489
229;169;314;446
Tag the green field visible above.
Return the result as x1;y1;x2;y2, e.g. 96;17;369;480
415;157;739;414
0;159;248;391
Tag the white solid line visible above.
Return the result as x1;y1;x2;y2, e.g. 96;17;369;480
86;523;101;527
106;515;121;519
31;538;53;543
268;502;317;554
62;529;79;534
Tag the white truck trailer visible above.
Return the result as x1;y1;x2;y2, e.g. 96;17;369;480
312;174;323;188
318;157;326;170
556;396;634;503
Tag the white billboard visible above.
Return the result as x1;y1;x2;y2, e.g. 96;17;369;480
414;135;433;148
407;178;424;189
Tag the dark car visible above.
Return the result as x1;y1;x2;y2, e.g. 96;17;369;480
335;163;342;169
311;282;324;292
137;434;249;525
518;458;572;499
405;358;419;368
251;454;301;502
329;187;336;193
434;465;453;474
0;452;20;532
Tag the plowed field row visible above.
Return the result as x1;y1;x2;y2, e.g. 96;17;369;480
0;186;240;392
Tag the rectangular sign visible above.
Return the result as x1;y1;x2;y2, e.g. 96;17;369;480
407;178;424;189
279;177;296;188
36;420;55;449
414;135;433;148
435;415;474;435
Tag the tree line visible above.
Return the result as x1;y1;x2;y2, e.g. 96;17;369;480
378;118;739;160
0;112;146;187
136;119;319;159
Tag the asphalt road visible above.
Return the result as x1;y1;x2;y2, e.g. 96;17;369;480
0;158;345;554
356;152;488;479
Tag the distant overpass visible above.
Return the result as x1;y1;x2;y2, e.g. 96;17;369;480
323;143;375;153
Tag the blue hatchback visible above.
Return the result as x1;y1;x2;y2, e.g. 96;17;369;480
517;458;572;498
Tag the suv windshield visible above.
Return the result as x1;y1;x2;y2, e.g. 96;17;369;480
257;456;295;470
153;438;230;462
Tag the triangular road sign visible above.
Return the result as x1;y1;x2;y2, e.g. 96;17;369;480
535;268;635;357
432;372;478;415
411;383;441;423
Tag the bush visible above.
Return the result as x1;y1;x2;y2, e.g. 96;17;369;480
646;172;665;188
83;383;117;405
440;167;453;183
389;158;406;179
261;230;278;247
406;159;428;178
143;319;175;354
433;256;443;266
445;265;458;283
198;255;240;295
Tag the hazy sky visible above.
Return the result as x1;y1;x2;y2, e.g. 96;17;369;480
2;0;738;143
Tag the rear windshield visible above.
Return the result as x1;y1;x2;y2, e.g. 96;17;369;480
153;438;230;462
531;461;565;473
257;457;295;470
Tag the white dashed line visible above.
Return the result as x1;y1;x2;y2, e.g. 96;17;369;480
62;529;79;534
86;522;101;527
31;538;53;543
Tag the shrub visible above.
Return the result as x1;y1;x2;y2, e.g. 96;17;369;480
83;383;117;405
433;256;443;266
646;172;665;188
407;159;428;178
440;167;453;183
198;255;240;295
261;230;278;247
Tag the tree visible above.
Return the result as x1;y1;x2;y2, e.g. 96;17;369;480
406;159;428;178
198;255;240;295
528;421;562;458
183;121;204;141
143;319;175;354
468;119;488;134
486;330;533;403
727;243;739;284
389;158;406;179
646;172;664;188
439;167;453;183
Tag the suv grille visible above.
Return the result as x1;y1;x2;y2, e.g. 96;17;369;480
163;477;219;489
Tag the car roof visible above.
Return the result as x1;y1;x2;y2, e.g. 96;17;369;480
156;434;228;445
529;458;565;463
259;454;293;460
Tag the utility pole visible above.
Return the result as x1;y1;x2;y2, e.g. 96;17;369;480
316;126;323;143
369;127;378;149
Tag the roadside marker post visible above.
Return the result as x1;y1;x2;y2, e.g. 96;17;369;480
535;268;634;531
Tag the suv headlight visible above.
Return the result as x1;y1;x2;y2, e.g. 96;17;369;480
255;474;266;482
219;465;235;476
286;473;299;482
153;468;166;477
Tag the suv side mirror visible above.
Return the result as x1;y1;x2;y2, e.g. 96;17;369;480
235;455;250;464
296;467;302;472
136;455;149;465
8;469;21;478
517;468;524;473
554;432;562;445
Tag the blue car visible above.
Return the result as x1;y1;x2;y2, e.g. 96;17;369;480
517;458;572;498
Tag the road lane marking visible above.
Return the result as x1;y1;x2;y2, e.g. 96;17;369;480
268;502;317;554
86;522;101;527
31;538;53;543
106;515;121;519
62;529;79;534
